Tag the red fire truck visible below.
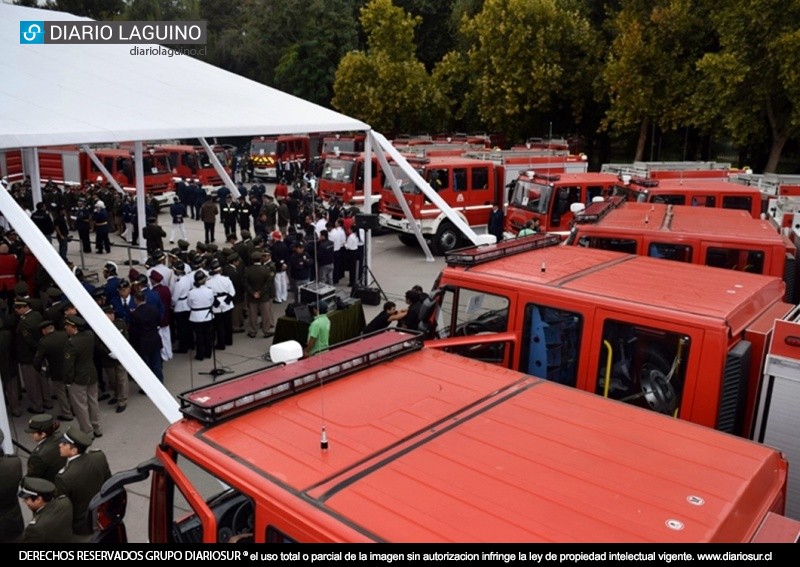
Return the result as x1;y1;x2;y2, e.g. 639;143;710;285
319;133;365;157
601;160;742;181
504;172;620;237
1;146;174;202
249;134;311;181
156;144;231;196
732;174;800;244
566;198;799;302
88;330;800;542
317;152;385;213
0;148;23;184
613;177;764;219
378;151;590;254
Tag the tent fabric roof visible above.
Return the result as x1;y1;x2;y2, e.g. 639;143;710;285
0;3;369;150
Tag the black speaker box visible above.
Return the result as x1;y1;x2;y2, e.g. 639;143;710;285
351;285;381;306
355;213;379;231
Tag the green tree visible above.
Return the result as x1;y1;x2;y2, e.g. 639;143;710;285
693;0;800;172
273;0;359;107
332;0;448;132
602;1;709;160
446;0;604;143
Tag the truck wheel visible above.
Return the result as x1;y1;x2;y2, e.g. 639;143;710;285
432;223;461;255
398;234;418;247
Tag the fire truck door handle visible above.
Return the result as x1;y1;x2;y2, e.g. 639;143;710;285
602;340;613;398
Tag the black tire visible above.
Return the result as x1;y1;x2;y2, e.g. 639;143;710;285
431;222;461;255
398;233;418;247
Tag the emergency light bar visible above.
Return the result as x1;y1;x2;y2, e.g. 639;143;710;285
573;196;626;224
179;329;423;424
628;177;659;188
533;173;561;183
445;234;561;267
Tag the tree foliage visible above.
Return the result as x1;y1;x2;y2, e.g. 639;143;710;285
332;0;448;132
443;0;604;143
693;0;800;171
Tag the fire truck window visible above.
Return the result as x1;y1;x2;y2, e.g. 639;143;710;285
587;185;606;202
436;287;509;363
596;320;690;416
521;304;582;387
168;455;255;544
652;194;685;205
690;195;716;207
453;168;467;191
266;527;297;543
103;157;114;173
721;195;753;212
580;236;637;254
184;152;198;173
551;186;581;227
428;169;448;191
706;247;765;273
472;167;489;190
648;243;693;262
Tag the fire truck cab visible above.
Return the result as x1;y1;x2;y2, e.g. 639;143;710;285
89;330;800;542
566;198;799;302
378;156;503;254
317;152;385;213
504;172;619;238
614;177;764;219
249;135;311;181
421;236;793;441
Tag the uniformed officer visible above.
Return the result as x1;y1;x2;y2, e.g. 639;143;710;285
187;270;215;360
33;321;73;421
220;195;238;239
54;426;111;540
237;195;251;233
24;414;67;482
19;477;74;543
63;315;102;439
244;251;276;338
0;430;23;543
13;297;49;414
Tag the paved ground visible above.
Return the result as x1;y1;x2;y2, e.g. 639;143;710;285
6;186;444;542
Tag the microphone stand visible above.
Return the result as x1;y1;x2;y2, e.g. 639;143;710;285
198;308;232;381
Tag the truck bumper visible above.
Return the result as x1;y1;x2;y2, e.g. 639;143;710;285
379;214;432;235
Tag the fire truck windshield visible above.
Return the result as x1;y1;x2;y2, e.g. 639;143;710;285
384;164;423;194
322;139;357;154
321;158;355;181
143;154;170;175
251;140;277;156
509;179;552;214
196;151;217;169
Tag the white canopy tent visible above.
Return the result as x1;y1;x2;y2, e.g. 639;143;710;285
0;3;489;450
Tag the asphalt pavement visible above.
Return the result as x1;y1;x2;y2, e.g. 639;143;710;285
6;185;444;543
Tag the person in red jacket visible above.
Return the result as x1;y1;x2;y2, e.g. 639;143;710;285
0;243;18;306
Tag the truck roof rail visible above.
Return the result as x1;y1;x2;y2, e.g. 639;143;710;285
445;234;561;267
178;329;423;424
573;196;626;224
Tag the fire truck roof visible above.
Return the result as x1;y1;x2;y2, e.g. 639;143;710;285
578;202;788;244
450;245;785;336
166;334;786;542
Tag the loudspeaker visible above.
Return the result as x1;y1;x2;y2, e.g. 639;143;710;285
351;285;381;306
355;213;379;231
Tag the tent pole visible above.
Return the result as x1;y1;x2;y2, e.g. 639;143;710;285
134;142;147;264
363;132;373;277
198;138;238;199
369;132;435;262
23;147;42;204
371;131;494;247
0;181;181;424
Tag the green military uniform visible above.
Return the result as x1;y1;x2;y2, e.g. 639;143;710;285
244;254;276;337
0;430;23;543
54;427;111;536
19;477;74;544
25;415;66;483
64;318;101;437
14;301;48;413
34;324;72;420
